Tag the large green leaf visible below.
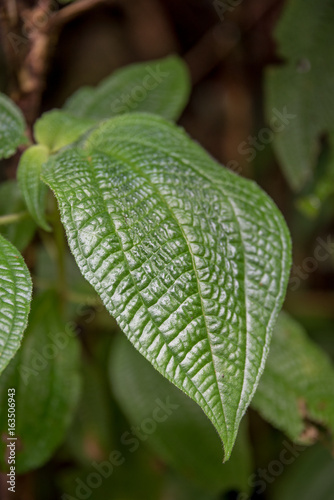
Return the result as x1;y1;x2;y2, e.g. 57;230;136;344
0;180;36;251
0;292;81;473
64;56;190;122
17;145;51;231
266;0;334;190
110;333;252;494
0;234;32;375
42;113;291;459
252;312;334;444
0;92;28;159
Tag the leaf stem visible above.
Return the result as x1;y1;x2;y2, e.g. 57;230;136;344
0;211;29;226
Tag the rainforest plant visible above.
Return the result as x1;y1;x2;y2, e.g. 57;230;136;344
1;1;334;495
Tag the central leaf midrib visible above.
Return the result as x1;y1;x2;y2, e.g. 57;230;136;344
97;150;225;418
92;129;288;430
89;134;251;434
82;155;224;436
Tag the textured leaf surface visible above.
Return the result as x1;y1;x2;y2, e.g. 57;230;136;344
17;145;51;231
0;234;32;375
253;312;334;443
34;111;95;153
0;292;81;472
110;334;252;493
64;56;190;121
0;92;28;159
266;0;334;190
0;180;36;251
42;113;291;458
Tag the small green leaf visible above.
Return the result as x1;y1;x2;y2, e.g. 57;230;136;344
34;110;95;153
253;312;334;444
0;234;32;375
266;0;334;190
0;292;81;473
17;144;51;231
42;113;291;459
0;180;36;251
0;92;28;159
110;334;252;494
64;56;190;121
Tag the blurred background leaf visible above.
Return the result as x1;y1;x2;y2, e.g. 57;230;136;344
272;444;334;500
253;312;334;446
0;292;81;473
266;0;334;190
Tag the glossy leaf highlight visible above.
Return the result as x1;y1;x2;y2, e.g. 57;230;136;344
0;92;28;159
42;113;291;459
0;234;32;375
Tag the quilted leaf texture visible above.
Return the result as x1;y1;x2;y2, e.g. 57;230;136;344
0;92;28;159
42;113;291;459
0;234;32;374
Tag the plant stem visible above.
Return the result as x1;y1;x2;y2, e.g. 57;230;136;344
0;211;29;225
49;0;110;29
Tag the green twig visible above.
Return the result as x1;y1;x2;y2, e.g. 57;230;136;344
0;211;29;225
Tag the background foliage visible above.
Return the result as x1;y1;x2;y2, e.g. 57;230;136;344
0;0;334;499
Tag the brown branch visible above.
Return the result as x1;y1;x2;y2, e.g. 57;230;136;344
185;0;282;85
48;0;112;29
0;0;119;132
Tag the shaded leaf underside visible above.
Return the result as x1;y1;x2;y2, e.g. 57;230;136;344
42;113;291;458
